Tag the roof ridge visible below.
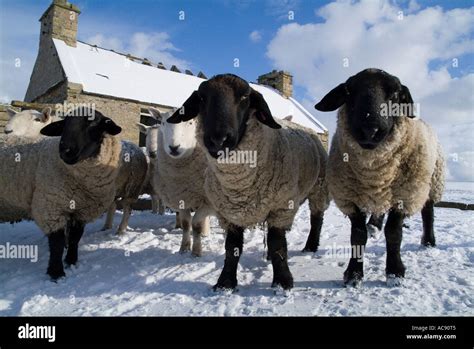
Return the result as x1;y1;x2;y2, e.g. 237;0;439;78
75;39;207;78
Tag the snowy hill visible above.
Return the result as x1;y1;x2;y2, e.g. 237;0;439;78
0;183;472;316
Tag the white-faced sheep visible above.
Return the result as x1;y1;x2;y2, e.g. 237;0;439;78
0;107;122;280
4;107;58;137
314;68;445;287
137;124;165;215
138;108;212;257
167;74;330;291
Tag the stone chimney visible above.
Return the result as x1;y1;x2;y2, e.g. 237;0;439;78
25;0;80;102
39;0;81;47
257;70;293;98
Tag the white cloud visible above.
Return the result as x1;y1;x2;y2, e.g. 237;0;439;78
86;32;191;70
266;0;474;181
249;30;263;43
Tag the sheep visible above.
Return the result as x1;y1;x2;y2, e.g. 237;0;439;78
0;107;122;280
137;124;165;215
138;108;212;257
5;107;149;236
101;140;148;235
167;74;330;291
314;68;445;287
4;107;58;137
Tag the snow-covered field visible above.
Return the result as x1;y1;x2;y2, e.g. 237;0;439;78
0;182;473;316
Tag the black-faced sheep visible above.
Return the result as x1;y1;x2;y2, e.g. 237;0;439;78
315;68;445;287
0;107;122;280
168;74;330;291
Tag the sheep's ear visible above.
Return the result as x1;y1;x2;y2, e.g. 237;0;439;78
400;85;416;118
40;120;65;136
249;89;281;129
148;107;164;124
315;83;348;112
37;107;52;122
136;123;149;135
167;91;201;124
100;117;122;135
282;115;293;121
6;108;17;119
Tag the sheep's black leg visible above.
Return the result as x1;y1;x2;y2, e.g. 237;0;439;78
64;219;85;266
47;230;66;280
343;208;367;287
384;209;406;283
268;227;293;290
302;211;324;253
213;224;244;291
421;200;436;247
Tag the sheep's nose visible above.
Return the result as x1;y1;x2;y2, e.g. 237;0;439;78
4;129;12;134
210;134;227;148
362;127;379;140
169;145;180;155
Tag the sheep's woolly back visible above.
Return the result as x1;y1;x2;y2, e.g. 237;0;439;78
153;132;208;211
200;117;329;230
0;136;44;222
327;106;445;216
115;141;148;203
0;135;121;233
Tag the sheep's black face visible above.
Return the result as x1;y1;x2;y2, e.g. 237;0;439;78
40;108;121;165
315;68;414;150
167;74;281;158
198;76;252;158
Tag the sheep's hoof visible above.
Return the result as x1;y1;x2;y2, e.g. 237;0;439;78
421;237;436;247
367;224;382;240
271;273;294;290
64;254;77;266
213;277;237;292
302;245;318;253
386;274;405;287
179;244;191;254
343;268;364;288
191;247;202;257
47;267;66;281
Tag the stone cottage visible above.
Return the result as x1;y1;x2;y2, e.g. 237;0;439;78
19;0;328;147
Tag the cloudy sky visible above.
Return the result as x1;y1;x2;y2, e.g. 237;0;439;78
0;0;473;181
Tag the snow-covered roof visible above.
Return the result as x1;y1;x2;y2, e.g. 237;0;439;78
53;39;327;133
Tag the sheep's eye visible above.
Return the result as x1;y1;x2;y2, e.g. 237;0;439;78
241;94;249;101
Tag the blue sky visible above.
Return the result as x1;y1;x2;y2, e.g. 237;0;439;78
1;0;472;94
0;0;473;180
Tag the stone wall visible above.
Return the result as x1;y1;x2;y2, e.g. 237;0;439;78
0;105;14;133
33;80;69;104
66;92;170;144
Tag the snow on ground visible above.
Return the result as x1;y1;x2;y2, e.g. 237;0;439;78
443;181;474;204
0;183;473;316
